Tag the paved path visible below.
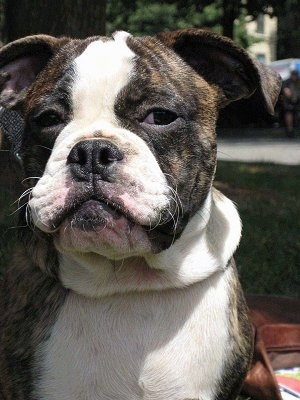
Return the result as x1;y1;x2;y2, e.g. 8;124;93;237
217;138;300;165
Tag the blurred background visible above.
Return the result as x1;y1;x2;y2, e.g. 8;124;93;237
0;0;298;64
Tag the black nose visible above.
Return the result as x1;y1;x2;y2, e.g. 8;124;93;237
67;140;123;181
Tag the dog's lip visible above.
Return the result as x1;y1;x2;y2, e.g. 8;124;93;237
49;196;180;246
52;197;136;231
72;199;123;224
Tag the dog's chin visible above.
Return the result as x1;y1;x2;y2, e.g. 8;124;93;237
54;199;155;258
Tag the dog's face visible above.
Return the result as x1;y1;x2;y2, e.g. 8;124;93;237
24;32;219;259
0;30;281;294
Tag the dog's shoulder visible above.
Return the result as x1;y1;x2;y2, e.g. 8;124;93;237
0;245;67;397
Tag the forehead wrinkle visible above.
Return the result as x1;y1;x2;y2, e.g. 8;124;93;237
72;34;135;124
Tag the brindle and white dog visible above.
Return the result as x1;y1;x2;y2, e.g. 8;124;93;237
0;29;281;400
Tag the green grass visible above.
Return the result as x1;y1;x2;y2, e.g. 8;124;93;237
215;161;300;296
276;370;300;379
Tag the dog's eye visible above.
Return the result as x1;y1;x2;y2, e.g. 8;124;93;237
143;110;178;126
35;111;63;128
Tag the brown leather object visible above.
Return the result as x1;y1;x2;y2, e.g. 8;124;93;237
243;328;283;400
260;324;300;352
247;295;300;370
247;295;300;326
241;295;300;400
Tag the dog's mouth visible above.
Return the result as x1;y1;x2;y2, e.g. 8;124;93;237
66;198;133;230
48;194;186;254
49;194;141;235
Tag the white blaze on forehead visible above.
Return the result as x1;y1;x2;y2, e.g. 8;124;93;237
73;31;135;123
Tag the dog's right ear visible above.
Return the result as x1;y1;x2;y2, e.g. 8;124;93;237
157;29;281;115
0;35;68;110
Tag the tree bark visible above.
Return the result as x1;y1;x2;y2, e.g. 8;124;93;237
277;1;300;58
4;0;106;42
222;0;239;39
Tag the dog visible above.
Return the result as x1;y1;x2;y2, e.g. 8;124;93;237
0;29;281;400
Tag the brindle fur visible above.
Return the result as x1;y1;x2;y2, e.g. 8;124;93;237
0;247;67;399
0;29;281;399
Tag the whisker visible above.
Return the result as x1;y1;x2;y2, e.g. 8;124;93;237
11;187;32;206
22;176;41;183
9;202;28;215
25;192;36;231
35;145;52;152
7;225;29;230
163;172;184;219
150;212;163;231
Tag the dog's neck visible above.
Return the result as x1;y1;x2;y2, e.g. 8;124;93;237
58;188;241;298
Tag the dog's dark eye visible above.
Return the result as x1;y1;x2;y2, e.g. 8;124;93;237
143;110;178;126
35;111;63;128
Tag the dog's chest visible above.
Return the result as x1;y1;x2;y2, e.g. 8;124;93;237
34;273;230;400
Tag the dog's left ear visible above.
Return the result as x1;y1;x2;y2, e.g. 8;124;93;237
157;29;281;114
0;35;68;156
0;35;69;110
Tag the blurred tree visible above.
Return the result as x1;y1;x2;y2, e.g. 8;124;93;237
195;0;279;39
106;0;220;35
110;0;209;36
277;0;300;58
0;0;4;42
3;0;106;42
106;0;260;49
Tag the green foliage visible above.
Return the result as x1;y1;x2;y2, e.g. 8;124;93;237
106;0;209;35
106;0;264;49
234;11;262;49
127;2;178;36
108;0;229;35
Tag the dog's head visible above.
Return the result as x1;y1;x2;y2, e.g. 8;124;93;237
0;30;281;294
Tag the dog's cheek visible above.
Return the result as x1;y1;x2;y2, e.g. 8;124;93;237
152;124;217;216
21;142;51;184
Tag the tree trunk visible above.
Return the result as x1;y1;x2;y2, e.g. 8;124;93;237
4;0;106;42
277;2;300;58
222;0;239;39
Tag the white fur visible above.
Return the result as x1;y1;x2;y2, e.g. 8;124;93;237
72;31;134;125
34;268;232;400
34;188;240;399
31;32;243;399
58;188;241;297
29;34;170;255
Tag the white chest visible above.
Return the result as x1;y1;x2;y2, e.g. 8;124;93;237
34;273;230;400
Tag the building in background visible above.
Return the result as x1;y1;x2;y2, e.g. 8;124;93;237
247;14;277;64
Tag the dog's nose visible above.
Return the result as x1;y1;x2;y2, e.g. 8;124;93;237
67;139;123;180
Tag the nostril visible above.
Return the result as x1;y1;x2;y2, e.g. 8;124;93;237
97;145;123;166
77;147;88;166
98;147;114;166
67;143;90;166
